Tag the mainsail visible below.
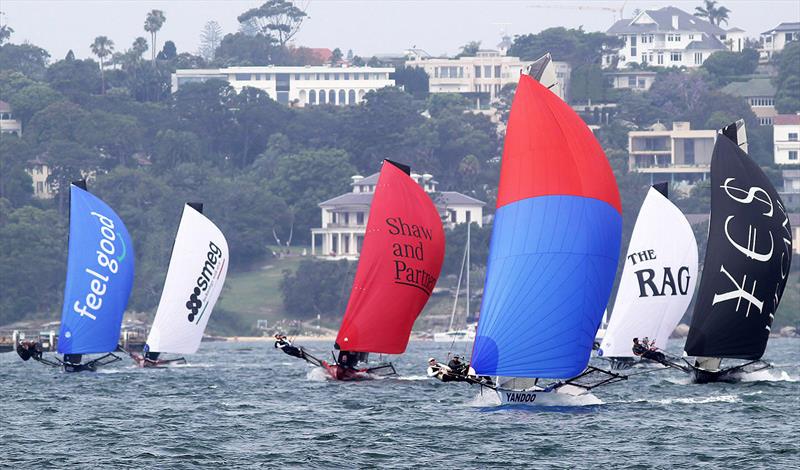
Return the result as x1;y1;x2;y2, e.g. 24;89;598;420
335;160;445;354
58;183;135;355
599;184;698;358
145;203;229;355
684;129;793;359
471;72;622;379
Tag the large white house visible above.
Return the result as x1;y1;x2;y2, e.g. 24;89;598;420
760;22;800;60
311;172;485;259
171;66;395;106
606;6;743;69
628;121;716;184
406;44;570;102
774;114;800;165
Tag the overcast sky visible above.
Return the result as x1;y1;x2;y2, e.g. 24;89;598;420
2;0;799;61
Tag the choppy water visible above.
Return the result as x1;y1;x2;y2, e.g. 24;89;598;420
2;338;798;468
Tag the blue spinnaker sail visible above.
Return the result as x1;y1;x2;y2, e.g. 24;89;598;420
57;184;134;354
471;74;622;379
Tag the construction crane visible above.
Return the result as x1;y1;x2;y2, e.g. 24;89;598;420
527;1;628;22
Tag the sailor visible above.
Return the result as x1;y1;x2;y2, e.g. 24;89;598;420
274;334;305;360
337;350;360;369
632;337;647;356
427;357;456;382
448;355;468;376
15;340;42;362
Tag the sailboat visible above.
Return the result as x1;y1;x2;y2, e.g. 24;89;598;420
462;54;627;404
129;203;229;367
433;222;475;343
16;181;135;372
672;121;793;383
279;160;445;380
598;183;699;370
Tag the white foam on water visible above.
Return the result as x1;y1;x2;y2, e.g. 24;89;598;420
306;368;329;381
397;374;430;381
655;394;741;405
739;369;798;383
468;390;501;407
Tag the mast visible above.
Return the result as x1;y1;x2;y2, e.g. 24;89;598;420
446;230;468;333
466;221;470;326
684;121;792;360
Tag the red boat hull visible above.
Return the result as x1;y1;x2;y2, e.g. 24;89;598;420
321;361;370;381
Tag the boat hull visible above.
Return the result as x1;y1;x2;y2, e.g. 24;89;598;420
495;387;602;406
321;362;371;381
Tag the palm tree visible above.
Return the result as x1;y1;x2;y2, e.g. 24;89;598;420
131;36;149;61
144;9;166;61
90;35;115;94
694;0;731;26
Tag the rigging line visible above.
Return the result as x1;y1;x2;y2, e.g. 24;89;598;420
623;366;671;377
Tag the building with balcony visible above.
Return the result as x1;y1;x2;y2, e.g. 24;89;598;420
628;121;716;184
605;6;742;69
171;65;395;106
406;45;570;102
605;70;657;92
26;158;55;199
780;169;800;211
311;172;485;259
774;114;800;165
0;100;22;136
760;22;800;60
721;78;778;125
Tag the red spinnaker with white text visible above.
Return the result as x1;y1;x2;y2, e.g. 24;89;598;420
335;161;445;354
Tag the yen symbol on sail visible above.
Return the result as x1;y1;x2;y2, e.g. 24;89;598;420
712;265;763;317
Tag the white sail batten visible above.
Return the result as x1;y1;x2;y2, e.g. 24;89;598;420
146;204;229;355
600;186;698;358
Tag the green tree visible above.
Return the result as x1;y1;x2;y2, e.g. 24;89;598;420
774;42;800;113
42;140;99;214
270;149;356;244
131;36;149;61
694;0;731;26
156;40;177;60
392;66;429;98
456;40;481;58
144;9;167;61
199;20;223;61
213;32;277;66
508;28;623;66
0;137;34;206
701;49;759;85
0;43;50;79
237;0;308;47
0;24;14;45
90;35;114;94
152;129;204;169
45;57;102;99
229;86;288;166
280;259;354;318
0;205;66;324
330;47;343;65
5;83;64;125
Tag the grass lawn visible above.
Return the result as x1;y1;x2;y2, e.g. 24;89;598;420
216;254;303;328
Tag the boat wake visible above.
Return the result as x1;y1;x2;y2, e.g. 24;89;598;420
306;368;329;382
739;369;798;383
469;390;603;408
396;375;429;381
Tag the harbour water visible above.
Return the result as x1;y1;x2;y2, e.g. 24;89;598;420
2;338;798;468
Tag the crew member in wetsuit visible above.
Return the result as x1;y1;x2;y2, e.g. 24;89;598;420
336;350;361;369
632;337;647;357
274;334;306;360
16;340;42;361
448;355;468;376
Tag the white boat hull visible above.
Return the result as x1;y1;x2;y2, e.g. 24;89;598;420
495;387;601;406
433;331;474;342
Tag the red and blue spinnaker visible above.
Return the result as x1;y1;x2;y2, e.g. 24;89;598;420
471;74;622;378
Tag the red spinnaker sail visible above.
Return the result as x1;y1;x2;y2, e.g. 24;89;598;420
336;161;445;354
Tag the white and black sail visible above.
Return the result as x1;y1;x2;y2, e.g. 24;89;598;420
599;183;698;358
684;125;793;360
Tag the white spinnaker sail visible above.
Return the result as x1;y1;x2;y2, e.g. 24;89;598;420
146;204;229;354
599;186;698;358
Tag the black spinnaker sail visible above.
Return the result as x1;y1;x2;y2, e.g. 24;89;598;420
684;127;793;360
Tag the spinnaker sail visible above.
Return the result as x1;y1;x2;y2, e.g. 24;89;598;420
58;183;135;355
471;70;622;379
684;127;793;360
335;160;445;354
145;203;229;355
599;184;698;358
